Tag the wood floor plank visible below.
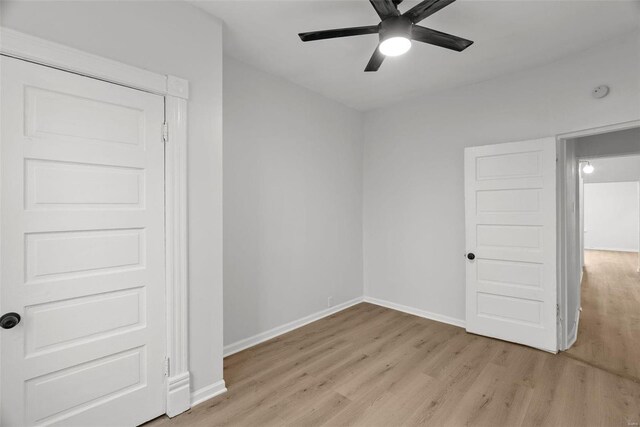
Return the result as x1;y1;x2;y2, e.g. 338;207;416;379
444;362;534;427
348;373;436;427
402;376;466;427
519;354;571;427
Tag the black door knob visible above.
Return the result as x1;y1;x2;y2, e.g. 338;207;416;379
466;253;475;260
0;312;21;329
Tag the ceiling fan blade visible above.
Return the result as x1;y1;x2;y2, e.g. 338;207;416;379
404;0;456;23
411;26;473;51
299;25;379;42
369;0;400;20
364;46;385;72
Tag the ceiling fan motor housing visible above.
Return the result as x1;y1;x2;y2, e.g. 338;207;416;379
378;16;413;42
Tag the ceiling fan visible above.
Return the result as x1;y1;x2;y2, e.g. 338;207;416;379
298;0;473;72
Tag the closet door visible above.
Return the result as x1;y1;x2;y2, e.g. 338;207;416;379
0;56;166;426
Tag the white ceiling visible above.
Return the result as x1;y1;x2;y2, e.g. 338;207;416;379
192;0;640;111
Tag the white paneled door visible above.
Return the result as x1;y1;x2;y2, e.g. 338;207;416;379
464;138;557;352
0;56;166;425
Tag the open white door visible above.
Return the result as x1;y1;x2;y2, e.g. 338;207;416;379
464;137;557;352
0;56;166;425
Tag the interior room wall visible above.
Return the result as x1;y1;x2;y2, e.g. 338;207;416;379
584;181;639;252
581;155;640;183
576;127;640;158
1;0;225;395
223;57;364;351
362;31;640;324
576;155;640;258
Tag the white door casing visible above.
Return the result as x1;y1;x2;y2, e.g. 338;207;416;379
0;56;166;425
464;137;557;352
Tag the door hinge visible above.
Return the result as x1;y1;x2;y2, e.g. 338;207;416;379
162;122;168;143
165;357;170;377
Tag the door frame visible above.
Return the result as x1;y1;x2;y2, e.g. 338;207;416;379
555;119;640;351
0;28;193;418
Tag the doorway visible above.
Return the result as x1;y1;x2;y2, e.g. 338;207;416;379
558;124;640;381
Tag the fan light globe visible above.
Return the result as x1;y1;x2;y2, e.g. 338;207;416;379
379;37;412;56
583;163;594;174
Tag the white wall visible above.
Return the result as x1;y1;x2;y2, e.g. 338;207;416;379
1;0;225;394
223;57;363;349
581;154;640;254
577;127;640;159
584;182;639;252
363;31;640;323
582;155;640;184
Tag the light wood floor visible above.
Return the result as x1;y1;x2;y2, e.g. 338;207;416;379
148;301;640;426
565;249;640;382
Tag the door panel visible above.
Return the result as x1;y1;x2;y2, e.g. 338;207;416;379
464;138;557;352
24;86;144;147
24;287;144;355
25;159;145;210
25;347;145;425
1;56;166;426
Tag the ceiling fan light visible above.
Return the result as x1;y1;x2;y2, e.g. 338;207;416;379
379;36;411;57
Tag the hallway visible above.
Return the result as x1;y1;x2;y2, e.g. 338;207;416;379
566;250;640;381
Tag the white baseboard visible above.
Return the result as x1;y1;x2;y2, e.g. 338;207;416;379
363;296;466;328
584;247;638;253
190;379;227;407
223;296;365;357
166;372;191;417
